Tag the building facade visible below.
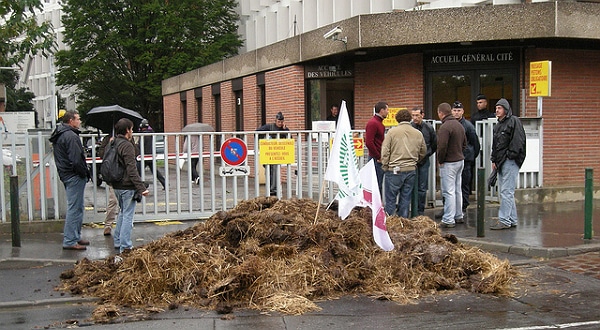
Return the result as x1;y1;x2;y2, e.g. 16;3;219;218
162;2;600;195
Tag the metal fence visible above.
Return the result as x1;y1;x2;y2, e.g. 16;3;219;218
0;124;541;224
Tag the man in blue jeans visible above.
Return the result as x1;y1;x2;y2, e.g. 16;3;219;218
490;98;526;230
411;107;437;215
381;109;426;218
111;118;150;252
436;103;466;228
50;110;90;250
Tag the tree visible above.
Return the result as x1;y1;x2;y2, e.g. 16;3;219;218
0;0;55;67
56;0;243;132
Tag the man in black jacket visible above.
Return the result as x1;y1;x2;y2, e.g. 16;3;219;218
411;107;437;215
490;98;526;230
452;101;481;214
49;110;90;250
470;94;495;125
257;112;290;196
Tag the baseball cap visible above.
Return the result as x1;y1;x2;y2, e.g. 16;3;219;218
476;94;487;101
275;112;285;120
452;101;463;109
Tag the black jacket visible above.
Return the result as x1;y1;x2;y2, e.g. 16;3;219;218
459;117;481;163
411;120;437;166
49;123;89;182
491;98;526;169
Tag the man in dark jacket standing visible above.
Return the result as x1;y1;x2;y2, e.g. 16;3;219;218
470;94;496;125
436;103;467;228
49;110;90;250
452;101;481;214
365;101;389;194
411;107;437;215
112;118;149;252
490;98;526;230
257;112;290;196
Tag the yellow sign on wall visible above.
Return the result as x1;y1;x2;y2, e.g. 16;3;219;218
259;139;296;165
382;107;406;127
530;60;552;97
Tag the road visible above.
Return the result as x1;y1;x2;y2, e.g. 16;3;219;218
1;256;600;329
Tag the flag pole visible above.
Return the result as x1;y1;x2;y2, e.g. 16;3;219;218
314;179;326;224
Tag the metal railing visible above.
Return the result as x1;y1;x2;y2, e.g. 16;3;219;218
0;124;541;223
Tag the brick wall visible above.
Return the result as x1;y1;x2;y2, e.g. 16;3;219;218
265;65;305;130
354;53;424;130
524;48;600;186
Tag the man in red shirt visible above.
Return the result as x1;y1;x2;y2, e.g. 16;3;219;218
365;101;389;193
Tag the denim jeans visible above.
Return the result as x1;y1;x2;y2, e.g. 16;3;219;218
498;159;519;226
369;156;384;195
114;189;136;252
384;170;416;218
439;160;464;224
416;158;430;215
62;175;87;247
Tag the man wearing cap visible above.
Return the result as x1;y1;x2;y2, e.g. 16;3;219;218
436;103;466;228
257;112;289;196
471;94;496;125
490;98;526;230
452;101;480;215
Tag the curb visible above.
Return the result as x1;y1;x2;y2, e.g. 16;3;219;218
459;238;600;259
0;297;100;309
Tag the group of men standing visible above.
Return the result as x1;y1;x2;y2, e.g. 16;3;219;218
365;94;526;230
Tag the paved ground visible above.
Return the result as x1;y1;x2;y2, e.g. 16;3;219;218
1;200;600;329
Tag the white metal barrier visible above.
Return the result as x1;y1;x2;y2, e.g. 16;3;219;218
0;123;541;224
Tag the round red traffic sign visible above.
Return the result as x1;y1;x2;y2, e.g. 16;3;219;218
220;137;248;166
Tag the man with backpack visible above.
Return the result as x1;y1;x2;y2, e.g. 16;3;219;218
108;118;149;253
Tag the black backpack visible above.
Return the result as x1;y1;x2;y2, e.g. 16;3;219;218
100;139;125;185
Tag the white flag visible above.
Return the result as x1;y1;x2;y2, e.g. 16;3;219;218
324;100;362;219
360;159;394;251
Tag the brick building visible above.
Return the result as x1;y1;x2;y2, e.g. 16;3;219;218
162;2;600;197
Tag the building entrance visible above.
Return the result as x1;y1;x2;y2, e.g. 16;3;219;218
428;69;517;121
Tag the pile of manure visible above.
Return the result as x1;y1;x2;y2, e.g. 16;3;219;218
58;197;514;320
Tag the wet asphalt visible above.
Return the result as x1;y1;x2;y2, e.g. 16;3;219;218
1;200;600;329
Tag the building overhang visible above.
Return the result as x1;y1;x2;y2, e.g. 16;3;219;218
162;1;600;96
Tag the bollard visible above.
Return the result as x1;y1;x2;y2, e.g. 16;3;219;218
411;169;419;218
584;168;593;240
477;168;485;237
10;175;21;247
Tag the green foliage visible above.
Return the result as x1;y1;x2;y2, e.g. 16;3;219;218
0;0;55;67
56;0;243;131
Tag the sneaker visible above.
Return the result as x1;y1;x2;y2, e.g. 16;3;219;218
103;227;112;236
439;222;455;228
490;222;511;230
194;177;200;185
455;218;464;224
511;223;518;228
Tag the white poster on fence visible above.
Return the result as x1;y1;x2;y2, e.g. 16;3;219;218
0;111;35;134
